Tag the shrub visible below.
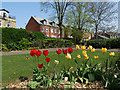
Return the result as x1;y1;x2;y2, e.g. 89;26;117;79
87;38;120;49
33;39;72;49
2;28;45;44
18;38;34;50
72;30;83;44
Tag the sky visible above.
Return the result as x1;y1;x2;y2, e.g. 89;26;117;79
2;2;52;28
1;1;120;33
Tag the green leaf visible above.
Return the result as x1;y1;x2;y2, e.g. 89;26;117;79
88;73;95;81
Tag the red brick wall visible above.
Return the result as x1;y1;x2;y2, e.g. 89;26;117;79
26;17;65;38
26;17;40;32
40;25;64;38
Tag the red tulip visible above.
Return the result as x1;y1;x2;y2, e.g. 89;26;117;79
36;50;42;56
43;50;49;56
68;48;73;53
45;58;51;62
56;49;62;55
38;64;43;68
30;49;37;56
63;49;67;54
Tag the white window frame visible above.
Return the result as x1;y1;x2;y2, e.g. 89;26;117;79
42;28;44;32
46;28;49;32
55;29;57;33
51;29;53;33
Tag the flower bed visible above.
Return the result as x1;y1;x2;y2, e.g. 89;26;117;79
4;45;120;89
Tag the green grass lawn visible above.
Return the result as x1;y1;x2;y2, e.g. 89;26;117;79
2;50;119;84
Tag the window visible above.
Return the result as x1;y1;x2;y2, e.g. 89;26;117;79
0;21;2;27
59;30;60;34
51;35;56;38
3;13;6;18
46;28;49;32
51;29;53;33
43;21;47;25
55;29;57;33
7;22;10;27
42;28;44;32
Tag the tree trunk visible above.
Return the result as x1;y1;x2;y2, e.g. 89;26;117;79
95;25;98;39
59;24;62;39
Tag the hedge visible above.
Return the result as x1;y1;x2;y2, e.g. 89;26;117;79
33;39;72;49
86;38;120;49
2;28;45;44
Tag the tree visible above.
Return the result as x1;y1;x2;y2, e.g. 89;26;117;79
40;1;72;39
89;2;118;39
64;2;93;32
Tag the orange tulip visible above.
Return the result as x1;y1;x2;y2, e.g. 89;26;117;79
101;48;107;53
81;46;86;50
91;48;95;52
94;56;99;59
109;52;115;56
77;54;81;59
88;45;92;50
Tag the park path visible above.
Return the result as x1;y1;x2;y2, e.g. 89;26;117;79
0;48;120;56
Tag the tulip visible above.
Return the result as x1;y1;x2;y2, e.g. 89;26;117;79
84;56;89;60
76;45;80;50
38;64;43;68
30;49;37;56
77;54;81;59
43;50;49;56
91;48;95;53
56;49;62;55
83;53;87;57
63;49;67;54
81;46;86;50
94;56;99;59
82;50;87;54
36;50;42;56
65;53;71;59
109;52;115;56
68;47;73;53
45;58;51;62
88;45;92;50
69;67;73;70
54;60;59;64
101;48;107;53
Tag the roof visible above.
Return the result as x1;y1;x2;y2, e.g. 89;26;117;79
32;16;59;27
0;9;9;13
98;34;109;39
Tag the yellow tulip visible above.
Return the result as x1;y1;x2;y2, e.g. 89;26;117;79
54;60;59;64
91;48;95;52
81;46;86;50
70;67;73;70
82;50;87;54
101;48;107;53
84;56;89;60
109;52;115;56
65;53;71;59
77;54;81;59
83;53;87;57
88;45;92;50
76;45;80;50
94;56;99;59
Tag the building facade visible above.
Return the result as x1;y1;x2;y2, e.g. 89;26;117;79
0;9;16;28
26;16;64;38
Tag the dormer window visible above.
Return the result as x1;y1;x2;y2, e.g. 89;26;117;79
3;13;7;18
43;21;47;25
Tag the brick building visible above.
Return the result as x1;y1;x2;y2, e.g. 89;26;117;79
26;16;65;38
0;9;16;28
